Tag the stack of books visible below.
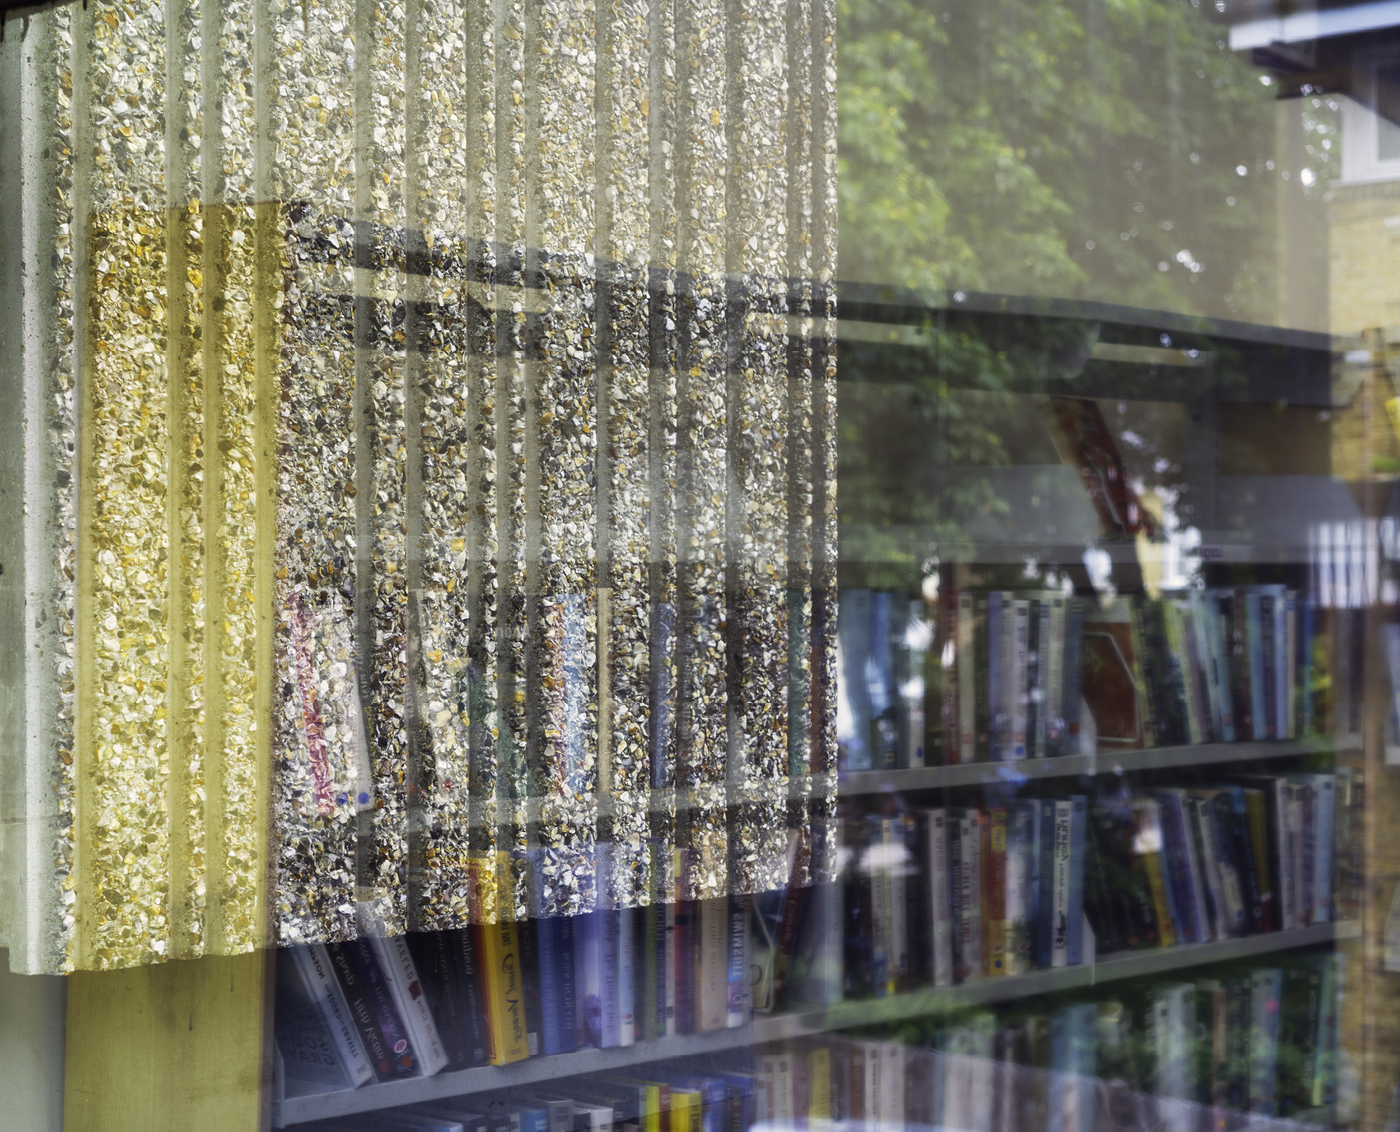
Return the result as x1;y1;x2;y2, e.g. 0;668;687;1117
837;585;1360;770
751;771;1347;1007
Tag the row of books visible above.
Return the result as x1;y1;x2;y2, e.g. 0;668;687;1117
777;772;1347;1002
302;1067;761;1132
836;585;1359;770
278;892;750;1092
752;953;1344;1132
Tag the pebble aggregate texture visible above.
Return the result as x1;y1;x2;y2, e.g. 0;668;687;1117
0;0;836;972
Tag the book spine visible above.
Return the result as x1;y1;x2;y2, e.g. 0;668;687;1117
1300;783;1316;925
1291;783;1310;926
482;919;532;1065
902;596;927;768
1134;802;1178;947
1010;597;1030;760
935;587;955;766
600;904;622;1046
870;591;897;769
517;917;544;1057
664;897;679;1034
1156;793;1199;944
867;816;889;996
1154;796;1190;943
886;820;906;991
324;941;400;1081
1161;601;1194;745
1314;775;1335;923
1206;593;1234;742
1128;599;1159;747
1044;596;1066;757
957;592;976;763
974;594;990;760
1190;595;1223;742
1224;590;1253;741
1286;591;1298;738
1301;597;1315;735
557;915;580;1053
1051;800;1072;967
345;938;420;1076
1066;796;1086;965
1178;793;1212;943
928;812;953;985
1061;598;1085;754
838;588;873;771
1036;799;1056;968
727;894;749;1027
536;919;564;1056
578;908;603;1046
618;904;637;1046
966;809;983;976
1272;587;1288;739
987;807;1007;977
292;944;375;1086
1032;598;1049;757
1249;968;1283;1115
1261;592;1280;739
1172;602;1205;746
1190;797;1227;940
1247;593;1268;740
986;593;1003;760
409;931;467;1069
1275;779;1297;930
1093;805;1153;948
902;813;926;988
1083;807;1124;954
948;812;965;981
1222;790;1266;935
1204;796;1245;937
698;896;727;1032
1006;803;1032;974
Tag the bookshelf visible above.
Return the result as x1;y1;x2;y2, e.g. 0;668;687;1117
273;921;1360;1126
756;920;1360;1043
274;1024;756;1127
837;734;1361;796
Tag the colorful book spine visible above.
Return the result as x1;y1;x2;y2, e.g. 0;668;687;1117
344;937;420;1076
536;915;579;1056
480;918;532;1066
325;940;403;1081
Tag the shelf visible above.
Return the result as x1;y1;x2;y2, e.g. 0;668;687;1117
754;920;1360;1043
838;733;1361;796
275;1022;755;1128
